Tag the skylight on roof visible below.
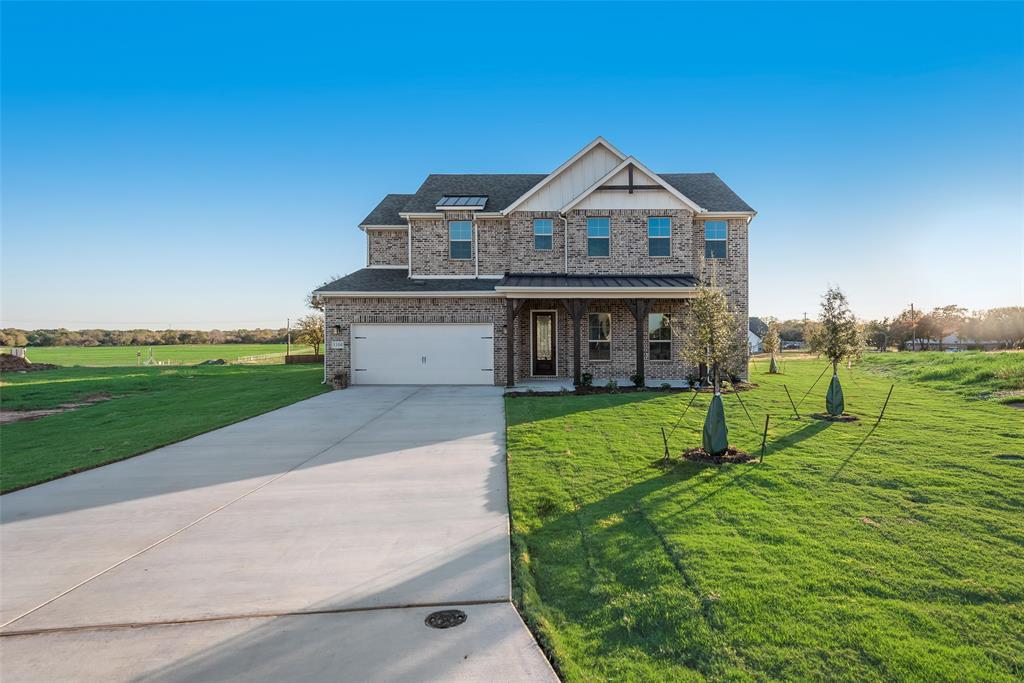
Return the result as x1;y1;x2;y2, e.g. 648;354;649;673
436;195;487;210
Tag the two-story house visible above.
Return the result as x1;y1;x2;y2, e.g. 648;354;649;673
315;137;755;387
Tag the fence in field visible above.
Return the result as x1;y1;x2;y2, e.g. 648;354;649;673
284;354;324;364
234;352;289;364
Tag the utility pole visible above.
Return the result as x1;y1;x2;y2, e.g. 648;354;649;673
910;303;916;352
286;318;290;357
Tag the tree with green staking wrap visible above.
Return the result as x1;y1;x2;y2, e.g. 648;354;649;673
679;276;741;456
762;318;782;373
809;286;862;416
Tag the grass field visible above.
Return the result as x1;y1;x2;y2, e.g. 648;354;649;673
2;343;314;367
859;351;1024;403
0;365;330;493
506;355;1024;681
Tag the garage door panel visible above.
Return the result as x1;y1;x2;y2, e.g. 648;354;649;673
351;324;494;385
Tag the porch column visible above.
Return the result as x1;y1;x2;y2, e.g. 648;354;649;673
625;299;652;384
558;298;589;386
505;298;525;387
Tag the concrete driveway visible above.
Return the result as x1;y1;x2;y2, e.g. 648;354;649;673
0;386;556;682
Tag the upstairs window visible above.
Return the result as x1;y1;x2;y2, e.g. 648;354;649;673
534;219;553;251
587;217;610;257
705;220;727;259
648;313;672;360
648;217;671;257
449;220;473;260
588;312;611;360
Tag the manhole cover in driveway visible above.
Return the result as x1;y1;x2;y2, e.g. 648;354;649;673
425;609;468;629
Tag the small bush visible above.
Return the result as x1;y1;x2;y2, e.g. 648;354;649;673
606;379;618;392
629;372;645;388
581;372;593;387
660;382;672;390
685;371;700;388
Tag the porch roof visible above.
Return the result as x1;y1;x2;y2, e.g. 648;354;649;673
495;273;700;298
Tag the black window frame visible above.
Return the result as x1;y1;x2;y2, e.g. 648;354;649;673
648;312;672;360
588;312;612;360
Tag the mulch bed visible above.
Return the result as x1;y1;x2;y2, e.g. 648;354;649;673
682;446;755;464
810;413;860;422
0;354;59;373
507;382;757;398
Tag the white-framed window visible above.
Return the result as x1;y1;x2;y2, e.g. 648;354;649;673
449;220;472;260
648;313;672;360
587;217;610;257
588;312;611;360
648;217;671;257
534;219;553;251
705;220;727;259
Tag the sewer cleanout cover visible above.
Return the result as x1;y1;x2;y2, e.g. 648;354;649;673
424;609;468;629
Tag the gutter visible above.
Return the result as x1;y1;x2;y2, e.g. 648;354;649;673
561;214;569;273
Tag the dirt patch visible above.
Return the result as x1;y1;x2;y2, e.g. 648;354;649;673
859;516;880;527
1;392;114;425
682;446;755;464
810;413;860;423
0;354;59;373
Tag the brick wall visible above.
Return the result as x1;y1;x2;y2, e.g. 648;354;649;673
564;209;696;275
409;212;476;277
367;229;408;266
508;211;566;274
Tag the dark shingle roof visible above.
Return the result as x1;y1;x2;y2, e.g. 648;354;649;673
315;268;499;293
359;193;414;227
401;174;547;213
659;173;754;213
499;273;700;288
357;171;753;227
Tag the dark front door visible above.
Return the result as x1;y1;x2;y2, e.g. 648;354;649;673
532;311;556;376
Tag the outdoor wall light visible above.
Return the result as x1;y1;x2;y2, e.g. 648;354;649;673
332;325;341;335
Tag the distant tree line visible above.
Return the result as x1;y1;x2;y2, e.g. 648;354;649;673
759;306;1024;351
0;328;292;348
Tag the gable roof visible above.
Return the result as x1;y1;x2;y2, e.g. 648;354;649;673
400;174;547;214
559;157;704;213
501;136;627;214
359;193;414;227
660;174;754;213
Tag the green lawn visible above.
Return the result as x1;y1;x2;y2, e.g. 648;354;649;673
506;355;1024;682
2;343;314;367
859;351;1024;403
0;365;330;493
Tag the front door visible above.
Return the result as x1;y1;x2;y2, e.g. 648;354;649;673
531;311;556;376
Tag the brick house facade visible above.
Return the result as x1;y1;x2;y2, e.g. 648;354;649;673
317;138;755;387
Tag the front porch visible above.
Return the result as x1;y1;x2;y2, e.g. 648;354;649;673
496;274;702;388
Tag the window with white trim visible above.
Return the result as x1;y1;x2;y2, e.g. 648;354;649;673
648;313;672;360
534;219;553;251
587;217;610;257
704;220;727;259
588;312;611;360
648;217;671;257
449;220;472;260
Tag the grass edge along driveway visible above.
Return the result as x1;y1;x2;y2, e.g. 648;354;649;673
506;356;1024;682
1;365;330;493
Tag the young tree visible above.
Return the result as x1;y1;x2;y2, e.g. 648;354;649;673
808;286;861;416
762;318;781;372
295;313;325;356
680;282;739;455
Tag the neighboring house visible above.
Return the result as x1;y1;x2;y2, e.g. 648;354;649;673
748;330;763;354
748;316;768;338
903;334;1000;351
315;137;755;386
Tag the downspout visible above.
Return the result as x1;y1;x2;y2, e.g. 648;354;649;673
321;297;328;384
561;214;569;273
473;216;479;278
407;220;413;276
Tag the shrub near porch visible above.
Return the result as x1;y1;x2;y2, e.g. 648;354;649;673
505;356;1024;682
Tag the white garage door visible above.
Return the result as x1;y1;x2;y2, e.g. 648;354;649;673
350;323;494;385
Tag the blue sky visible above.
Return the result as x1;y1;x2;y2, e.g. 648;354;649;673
2;1;1022;328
